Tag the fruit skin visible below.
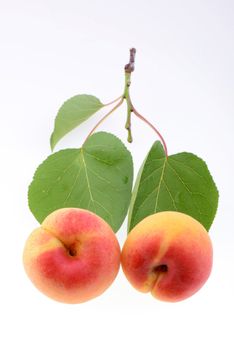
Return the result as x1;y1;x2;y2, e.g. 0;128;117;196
23;208;120;304
121;211;213;302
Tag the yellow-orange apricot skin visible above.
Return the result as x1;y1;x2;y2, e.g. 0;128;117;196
23;208;120;304
121;212;213;302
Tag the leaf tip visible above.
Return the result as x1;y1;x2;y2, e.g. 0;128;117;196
50;132;56;152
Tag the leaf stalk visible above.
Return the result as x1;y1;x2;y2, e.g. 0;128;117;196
83;98;124;145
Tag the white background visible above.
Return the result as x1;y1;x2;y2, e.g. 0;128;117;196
1;0;234;349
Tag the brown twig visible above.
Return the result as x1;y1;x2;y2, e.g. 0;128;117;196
125;48;136;73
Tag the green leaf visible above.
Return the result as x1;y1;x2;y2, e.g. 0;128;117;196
29;132;133;232
128;141;218;232
50;95;104;150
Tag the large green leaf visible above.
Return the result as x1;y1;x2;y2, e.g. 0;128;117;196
29;132;133;232
50;95;104;150
128;141;218;232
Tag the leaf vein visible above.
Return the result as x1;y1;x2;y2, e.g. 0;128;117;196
140;164;165;186
167;163;192;194
62;160;82;205
162;179;178;210
169;157;209;184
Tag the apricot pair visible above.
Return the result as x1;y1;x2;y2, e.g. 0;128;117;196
23;208;213;303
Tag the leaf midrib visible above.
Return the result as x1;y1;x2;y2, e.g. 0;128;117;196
131;158;166;219
154;158;167;212
81;149;94;202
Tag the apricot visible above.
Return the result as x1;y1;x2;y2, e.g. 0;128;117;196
121;211;213;302
23;208;120;303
